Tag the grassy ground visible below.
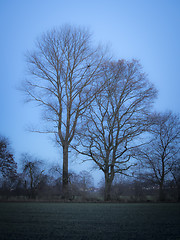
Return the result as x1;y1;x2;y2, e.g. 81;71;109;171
0;202;179;240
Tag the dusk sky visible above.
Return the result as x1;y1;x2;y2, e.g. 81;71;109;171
0;0;180;184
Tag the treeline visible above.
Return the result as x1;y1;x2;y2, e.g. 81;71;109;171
0;142;96;201
0;135;179;202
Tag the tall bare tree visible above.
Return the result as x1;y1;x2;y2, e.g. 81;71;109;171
75;60;157;200
135;112;180;201
23;25;107;198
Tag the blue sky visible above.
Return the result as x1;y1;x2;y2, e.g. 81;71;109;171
0;0;180;184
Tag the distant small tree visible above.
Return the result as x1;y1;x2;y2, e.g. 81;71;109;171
20;153;44;198
66;170;94;199
76;170;94;199
136;112;180;201
49;163;62;180
78;170;94;192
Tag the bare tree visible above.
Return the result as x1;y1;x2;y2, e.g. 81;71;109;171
78;170;94;192
136;112;180;201
75;59;157;201
20;153;44;198
23;25;107;198
49;163;62;180
0;135;17;186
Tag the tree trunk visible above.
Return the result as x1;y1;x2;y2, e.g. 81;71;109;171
159;183;165;201
104;174;112;201
62;144;69;199
177;185;180;202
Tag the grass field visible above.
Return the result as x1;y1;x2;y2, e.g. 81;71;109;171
0;202;179;240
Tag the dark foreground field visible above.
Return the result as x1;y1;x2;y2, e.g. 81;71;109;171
0;203;179;240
